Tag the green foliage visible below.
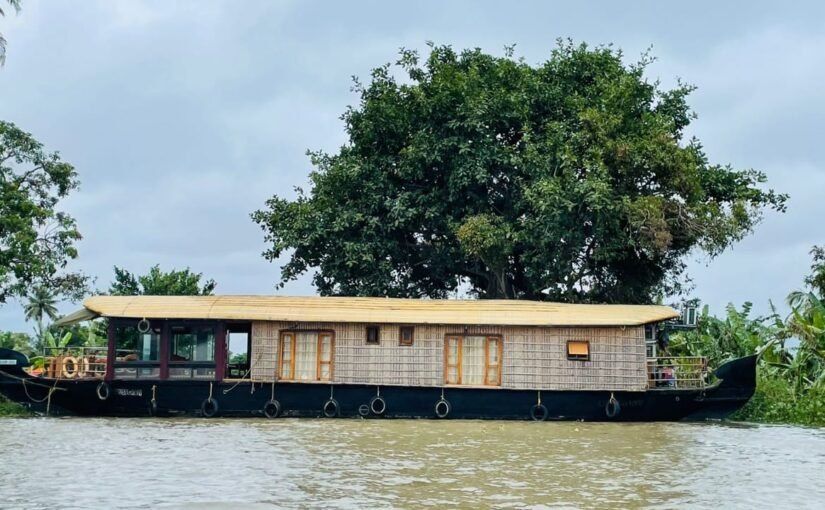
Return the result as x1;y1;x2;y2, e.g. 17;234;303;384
229;352;248;364
0;121;90;304
804;245;825;298
0;330;33;357
23;286;59;345
253;42;787;302
733;371;825;426
0;0;22;66
109;264;217;296
0;394;29;417
669;303;785;368
673;246;825;425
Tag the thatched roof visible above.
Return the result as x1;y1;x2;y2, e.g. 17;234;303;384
55;295;678;327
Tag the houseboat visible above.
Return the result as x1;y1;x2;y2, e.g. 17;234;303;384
0;295;757;420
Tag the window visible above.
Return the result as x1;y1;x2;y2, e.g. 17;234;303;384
114;324;160;362
645;325;657;359
444;335;502;386
399;326;414;346
113;323;161;379
567;340;590;361
169;325;216;380
227;324;252;378
170;326;215;362
279;331;334;381
366;326;380;345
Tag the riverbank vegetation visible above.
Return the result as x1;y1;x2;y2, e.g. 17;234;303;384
0;394;28;417
670;247;825;426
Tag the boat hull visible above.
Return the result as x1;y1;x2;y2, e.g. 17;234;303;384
0;355;757;421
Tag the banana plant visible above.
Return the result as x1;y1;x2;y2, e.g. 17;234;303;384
28;331;73;371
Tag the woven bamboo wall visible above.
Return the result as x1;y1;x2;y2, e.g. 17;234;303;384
251;321;646;391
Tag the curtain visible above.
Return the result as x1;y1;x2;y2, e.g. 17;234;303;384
294;332;318;380
462;336;485;385
318;334;332;380
280;335;293;379
486;338;500;385
446;337;460;384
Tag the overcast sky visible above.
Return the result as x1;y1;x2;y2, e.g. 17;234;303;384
1;0;823;331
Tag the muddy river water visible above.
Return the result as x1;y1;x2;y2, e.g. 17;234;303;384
1;418;823;509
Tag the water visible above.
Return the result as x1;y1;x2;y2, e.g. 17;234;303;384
1;419;824;509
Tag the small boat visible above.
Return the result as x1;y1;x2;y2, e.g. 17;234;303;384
0;295;756;420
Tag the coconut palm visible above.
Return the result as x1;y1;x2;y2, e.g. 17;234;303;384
23;286;59;345
0;0;21;66
786;290;825;389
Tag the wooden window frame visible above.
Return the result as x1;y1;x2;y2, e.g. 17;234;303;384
443;334;503;386
365;326;380;345
399;326;414;346
278;330;335;382
566;340;590;361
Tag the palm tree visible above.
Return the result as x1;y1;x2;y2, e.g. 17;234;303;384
23;286;59;344
0;0;21;66
786;290;825;389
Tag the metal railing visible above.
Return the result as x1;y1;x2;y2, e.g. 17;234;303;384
35;346;108;379
647;356;709;389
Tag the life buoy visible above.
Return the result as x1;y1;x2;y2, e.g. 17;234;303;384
357;404;370;417
137;318;151;333
201;398;219;418
96;381;110;401
369;395;387;416
62;357;79;379
78;357;90;378
434;398;451;418
530;403;549;421
605;396;621;419
263;399;281;419
323;398;339;418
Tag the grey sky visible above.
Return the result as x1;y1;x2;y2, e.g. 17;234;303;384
1;0;823;331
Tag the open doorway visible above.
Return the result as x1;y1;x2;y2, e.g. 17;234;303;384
226;323;251;379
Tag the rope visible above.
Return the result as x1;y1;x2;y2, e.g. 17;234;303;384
537;390;542;406
376;386;380;397
151;385;157;406
222;351;264;395
208;382;213;402
12;364;65;415
1;370;67;391
270;380;275;401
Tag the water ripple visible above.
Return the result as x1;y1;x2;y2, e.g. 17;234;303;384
0;418;823;509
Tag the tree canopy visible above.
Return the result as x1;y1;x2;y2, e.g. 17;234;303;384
253;42;787;303
108;264;217;296
0;121;89;304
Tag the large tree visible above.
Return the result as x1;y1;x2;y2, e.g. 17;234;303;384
0;121;89;304
108;264;217;296
253;42;787;303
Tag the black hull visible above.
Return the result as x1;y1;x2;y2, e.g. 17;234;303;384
0;355;757;422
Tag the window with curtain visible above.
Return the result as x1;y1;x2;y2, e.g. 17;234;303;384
444;335;502;386
279;331;334;382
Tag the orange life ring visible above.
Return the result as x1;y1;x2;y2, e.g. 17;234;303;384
62;356;79;379
78;357;90;378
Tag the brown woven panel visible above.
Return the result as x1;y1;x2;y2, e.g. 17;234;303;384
251;321;646;391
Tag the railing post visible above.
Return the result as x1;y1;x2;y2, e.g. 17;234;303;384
215;323;226;382
105;321;115;381
160;321;169;380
